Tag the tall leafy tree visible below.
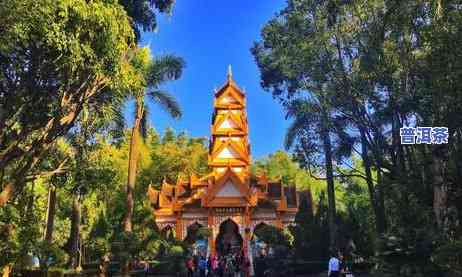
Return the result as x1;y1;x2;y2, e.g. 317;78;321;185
119;0;176;41
285;98;354;249
0;0;139;207
251;1;355;248
64;95;126;269
254;0;462;274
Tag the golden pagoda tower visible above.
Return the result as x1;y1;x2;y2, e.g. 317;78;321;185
209;65;250;174
148;66;300;259
204;65;253;207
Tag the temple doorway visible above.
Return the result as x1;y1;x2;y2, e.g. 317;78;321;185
160;225;176;240
184;222;208;257
215;219;243;256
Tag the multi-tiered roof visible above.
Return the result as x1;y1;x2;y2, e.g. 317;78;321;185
148;67;298;218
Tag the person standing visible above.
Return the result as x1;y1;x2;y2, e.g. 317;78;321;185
141;260;149;277
217;256;225;277
210;255;218;277
199;256;208;277
207;256;212;277
327;251;340;277
241;254;250;277
186;257;195;277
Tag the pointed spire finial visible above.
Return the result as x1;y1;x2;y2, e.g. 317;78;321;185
227;64;233;80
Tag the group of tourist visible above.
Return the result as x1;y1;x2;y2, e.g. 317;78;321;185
186;252;250;277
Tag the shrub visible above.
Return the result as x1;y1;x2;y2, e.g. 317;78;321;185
290;261;326;275
20;269;64;277
372;232;442;277
433;239;462;276
34;242;67;270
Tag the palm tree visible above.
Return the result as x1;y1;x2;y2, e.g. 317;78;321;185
122;52;185;233
119;49;184;277
285;97;354;249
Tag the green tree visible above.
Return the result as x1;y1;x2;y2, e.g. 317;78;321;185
121;49;184;276
142;130;209;187
252;45;352;250
63;96;125;269
0;0;138;207
119;0;176;41
253;0;462;275
122;50;185;233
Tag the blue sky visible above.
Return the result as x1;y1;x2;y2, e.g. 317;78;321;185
137;0;289;159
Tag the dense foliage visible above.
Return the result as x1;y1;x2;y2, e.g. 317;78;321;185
0;0;182;275
0;128;208;272
0;0;138;208
252;0;462;276
1;0;461;276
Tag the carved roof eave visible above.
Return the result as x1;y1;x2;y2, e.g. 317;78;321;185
208;159;249;168
212;129;247;137
214;103;245;110
196;172;213;186
161;180;175;197
147;185;159;206
206;197;249;207
170;186;206;211
214;167;246;184
256;174;269;186
277;192;287;211
154;208;174;216
159;193;173;208
211;135;249;149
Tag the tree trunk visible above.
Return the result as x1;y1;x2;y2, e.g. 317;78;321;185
359;128;386;234
121;101;144;277
432;146;447;229
390;111;406;176
122;101;143;233
375;166;387;234
0;183;14;207
43;185;57;243
0;144;50;207
68;193;81;269
320;112;337;249
2;265;12;277
362;117;388;235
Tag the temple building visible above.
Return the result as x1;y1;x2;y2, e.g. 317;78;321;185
147;66;299;258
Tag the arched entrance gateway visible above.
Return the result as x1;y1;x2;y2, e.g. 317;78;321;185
184;222;209;257
148;67;301;262
215;219;243;256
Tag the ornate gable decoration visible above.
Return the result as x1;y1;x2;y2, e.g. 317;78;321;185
211;140;249;163
218;94;240;105
214;111;246;133
216;88;244;105
216;180;243;197
205;168;251;206
214;68;245;109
